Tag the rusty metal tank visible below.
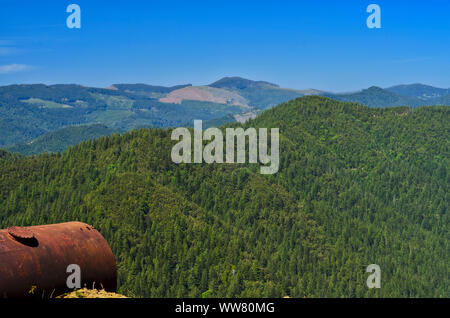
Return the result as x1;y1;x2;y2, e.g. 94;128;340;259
0;222;117;298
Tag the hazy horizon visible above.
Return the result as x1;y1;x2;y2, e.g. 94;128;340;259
0;76;449;94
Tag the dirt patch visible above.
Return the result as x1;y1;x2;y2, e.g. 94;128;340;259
160;86;249;107
234;111;258;123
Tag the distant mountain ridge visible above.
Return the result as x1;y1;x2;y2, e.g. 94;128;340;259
0;78;448;154
323;86;422;108
209;76;280;89
110;83;192;96
323;84;450;108
386;83;450;100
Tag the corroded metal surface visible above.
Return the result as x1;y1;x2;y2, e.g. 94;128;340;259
0;222;117;298
7;226;34;239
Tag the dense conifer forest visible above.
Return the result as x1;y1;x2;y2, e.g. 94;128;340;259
0;96;448;297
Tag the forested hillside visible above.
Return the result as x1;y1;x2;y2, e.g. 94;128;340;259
0;96;448;297
6;124;115;156
0;82;251;148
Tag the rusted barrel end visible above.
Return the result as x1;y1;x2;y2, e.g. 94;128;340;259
0;222;117;298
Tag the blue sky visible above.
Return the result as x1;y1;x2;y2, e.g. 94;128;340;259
0;0;449;91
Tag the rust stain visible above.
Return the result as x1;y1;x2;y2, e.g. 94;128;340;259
7;226;34;239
